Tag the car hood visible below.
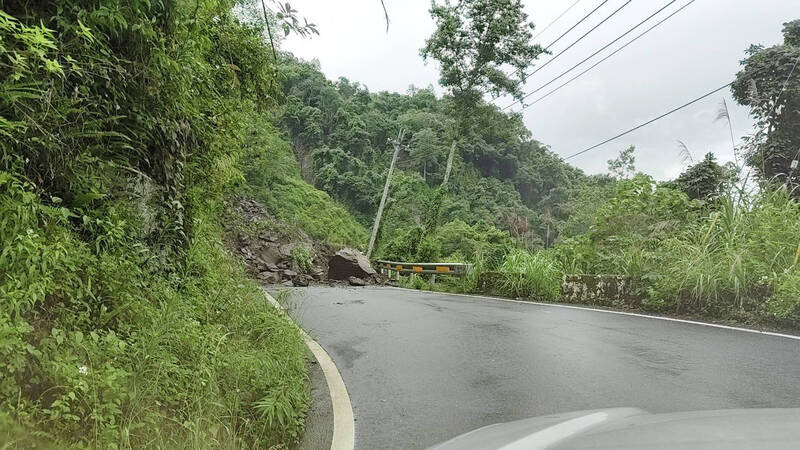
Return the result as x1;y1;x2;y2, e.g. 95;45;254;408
428;408;800;449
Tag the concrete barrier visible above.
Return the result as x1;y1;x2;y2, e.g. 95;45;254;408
562;274;643;308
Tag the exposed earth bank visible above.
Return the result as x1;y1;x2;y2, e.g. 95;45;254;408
225;197;385;287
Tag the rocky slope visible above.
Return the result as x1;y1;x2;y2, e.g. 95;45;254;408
225;197;384;287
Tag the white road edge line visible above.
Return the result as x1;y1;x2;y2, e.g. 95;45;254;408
263;289;356;450
388;286;800;341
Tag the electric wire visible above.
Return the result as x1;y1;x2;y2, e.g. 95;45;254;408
508;0;633;95
503;0;687;111
514;0;696;112
564;82;733;161
531;0;584;42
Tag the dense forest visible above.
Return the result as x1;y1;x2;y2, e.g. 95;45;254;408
1;0;799;446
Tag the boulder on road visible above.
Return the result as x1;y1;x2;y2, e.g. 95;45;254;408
328;248;376;281
348;276;366;286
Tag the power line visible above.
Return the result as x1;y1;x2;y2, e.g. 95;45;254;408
543;0;608;49
489;0;616;102
504;0;686;111
489;0;608;102
564;82;733;161
531;0;584;42
505;0;633;101
516;0;696;113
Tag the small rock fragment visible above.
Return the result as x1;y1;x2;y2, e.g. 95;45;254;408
348;276;366;286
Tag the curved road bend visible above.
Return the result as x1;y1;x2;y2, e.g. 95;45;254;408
287;286;800;450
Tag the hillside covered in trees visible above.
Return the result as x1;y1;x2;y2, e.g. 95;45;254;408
278;56;594;252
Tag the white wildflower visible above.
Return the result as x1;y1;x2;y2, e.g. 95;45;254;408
78;365;88;375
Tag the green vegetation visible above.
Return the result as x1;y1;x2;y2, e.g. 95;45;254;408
1;161;309;448
274;15;800;327
670;152;737;201
732;20;800;189
2;1;798;445
495;250;562;301
0;1;320;446
240;120;367;247
278;57;586;253
291;245;314;273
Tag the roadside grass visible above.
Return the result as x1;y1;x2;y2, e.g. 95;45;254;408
397;248;562;302
495;249;562;301
0;169;309;448
648;187;800;320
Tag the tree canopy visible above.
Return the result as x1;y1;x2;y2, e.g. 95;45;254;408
732;19;800;188
276;57;588;250
673;153;736;201
421;0;545;107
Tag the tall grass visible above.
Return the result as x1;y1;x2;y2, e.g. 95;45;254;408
496;249;563;301
650;187;800;319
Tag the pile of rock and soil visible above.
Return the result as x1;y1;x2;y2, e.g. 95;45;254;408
225;197;383;287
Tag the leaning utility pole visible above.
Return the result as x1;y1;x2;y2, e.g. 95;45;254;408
441;140;457;189
366;129;405;258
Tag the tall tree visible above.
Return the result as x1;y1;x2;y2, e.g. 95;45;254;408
421;0;545;189
732;19;800;189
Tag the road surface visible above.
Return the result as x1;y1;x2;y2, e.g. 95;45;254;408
287;286;800;450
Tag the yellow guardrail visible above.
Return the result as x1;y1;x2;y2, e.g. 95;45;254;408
376;260;472;280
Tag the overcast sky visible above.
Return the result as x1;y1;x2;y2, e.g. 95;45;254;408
282;0;799;179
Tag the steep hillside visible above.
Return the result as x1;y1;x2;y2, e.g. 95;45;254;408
238;118;368;247
0;2;312;447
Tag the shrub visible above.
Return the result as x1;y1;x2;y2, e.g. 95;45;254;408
417;234;442;262
0;167;310;447
402;274;432;291
378;220;513;266
381;226;425;261
292;245;314;272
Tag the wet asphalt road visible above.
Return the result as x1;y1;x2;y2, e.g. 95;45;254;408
287;286;800;450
